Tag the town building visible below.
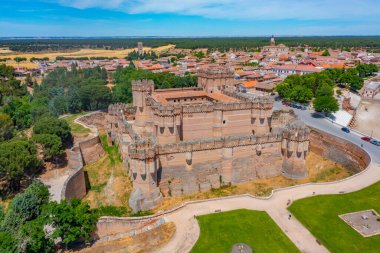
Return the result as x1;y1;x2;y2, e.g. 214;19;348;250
262;36;289;55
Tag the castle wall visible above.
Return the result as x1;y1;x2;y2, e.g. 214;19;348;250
222;109;252;136
309;128;370;172
182;112;214;140
157;141;283;197
79;136;105;165
61;167;87;200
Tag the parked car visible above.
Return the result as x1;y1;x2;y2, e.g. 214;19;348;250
341;127;350;133
300;105;307;110
282;101;290;106
361;136;372;142
370;139;380;146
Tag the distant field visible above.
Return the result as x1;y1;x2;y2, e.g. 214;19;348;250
0;44;175;62
191;209;300;253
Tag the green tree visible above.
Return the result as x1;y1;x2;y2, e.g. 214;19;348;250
32;134;64;161
321;49;330;56
19;217;54;253
78;85;113;111
316;83;334;97
33;117;71;145
2;96;32;129
0;139;41;192
67;85;82;113
49;199;98;247
0;232;17;252
289;85;313;103
313;95;339;114
0;113;14;141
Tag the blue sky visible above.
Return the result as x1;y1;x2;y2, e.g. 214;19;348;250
1;0;380;37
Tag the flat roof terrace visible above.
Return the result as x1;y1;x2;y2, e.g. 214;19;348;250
151;90;238;105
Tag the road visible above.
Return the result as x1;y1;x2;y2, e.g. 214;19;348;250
273;101;380;163
154;104;380;253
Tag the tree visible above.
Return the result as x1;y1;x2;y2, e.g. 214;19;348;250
0;113;14;141
321;49;330;56
33;117;71;145
313;95;339;114
7;182;49;223
289;85;313;103
0;139;41;192
2;96;32;129
0;183;51;252
19;217;54;253
0;232;17;252
32;134;64;161
316;83;334;97
49;199;98;247
48;95;68;116
78;85;113;111
67;85;82;113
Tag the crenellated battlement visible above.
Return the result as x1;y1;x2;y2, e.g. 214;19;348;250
108;103;135;117
132;80;155;92
197;68;234;78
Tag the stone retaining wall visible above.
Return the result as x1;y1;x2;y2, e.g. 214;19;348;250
94;216;166;242
309;127;370;172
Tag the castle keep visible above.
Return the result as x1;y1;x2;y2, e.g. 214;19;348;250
107;68;310;212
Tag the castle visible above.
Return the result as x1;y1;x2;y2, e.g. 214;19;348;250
107;67;310;212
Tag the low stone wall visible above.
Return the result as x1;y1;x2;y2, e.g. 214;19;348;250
94;216;166;242
309;127;370;172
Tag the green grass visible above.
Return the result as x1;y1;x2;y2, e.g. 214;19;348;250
99;134;122;166
191;209;300;253
62;112;91;134
289;181;380;253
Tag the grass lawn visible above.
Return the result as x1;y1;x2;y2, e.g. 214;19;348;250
191;209;300;253
62;112;91;134
289;181;380;253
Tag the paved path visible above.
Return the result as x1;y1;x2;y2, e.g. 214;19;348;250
155;105;380;253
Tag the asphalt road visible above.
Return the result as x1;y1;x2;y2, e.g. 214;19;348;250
274;101;380;163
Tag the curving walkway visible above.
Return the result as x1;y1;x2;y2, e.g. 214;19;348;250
153;106;380;253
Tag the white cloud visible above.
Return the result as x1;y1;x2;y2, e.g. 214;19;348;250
57;0;380;21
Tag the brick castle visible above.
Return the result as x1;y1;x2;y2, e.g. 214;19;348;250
106;67;310;212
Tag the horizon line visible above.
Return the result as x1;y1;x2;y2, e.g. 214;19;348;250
1;35;380;40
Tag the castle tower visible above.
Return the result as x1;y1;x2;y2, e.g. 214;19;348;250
281;121;309;179
132;80;154;136
197;68;234;93
270;35;276;46
128;142;162;212
137;42;143;55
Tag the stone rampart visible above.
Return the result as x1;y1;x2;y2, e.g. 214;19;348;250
309;127;370;172
79;136;105;164
61;166;86;200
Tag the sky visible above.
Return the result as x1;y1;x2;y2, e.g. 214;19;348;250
1;0;380;37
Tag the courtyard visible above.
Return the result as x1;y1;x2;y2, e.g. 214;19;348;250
190;209;299;253
289;181;380;253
